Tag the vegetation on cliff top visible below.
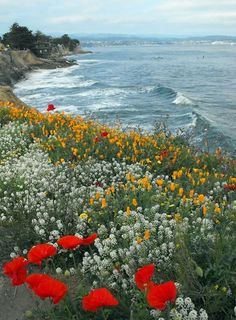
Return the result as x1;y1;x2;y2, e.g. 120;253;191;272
0;101;236;319
0;23;80;57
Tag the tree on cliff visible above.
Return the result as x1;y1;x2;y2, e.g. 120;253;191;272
53;34;80;51
2;23;36;52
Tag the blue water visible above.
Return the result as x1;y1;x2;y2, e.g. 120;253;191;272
14;40;236;153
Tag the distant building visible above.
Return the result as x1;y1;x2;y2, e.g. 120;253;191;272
34;40;53;58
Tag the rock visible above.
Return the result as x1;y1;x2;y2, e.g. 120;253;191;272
0;86;27;106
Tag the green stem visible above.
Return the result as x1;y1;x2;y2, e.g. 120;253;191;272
101;308;108;320
72;252;77;269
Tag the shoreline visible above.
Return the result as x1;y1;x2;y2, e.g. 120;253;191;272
0;49;86;105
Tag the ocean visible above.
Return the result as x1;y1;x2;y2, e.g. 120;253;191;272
14;40;236;154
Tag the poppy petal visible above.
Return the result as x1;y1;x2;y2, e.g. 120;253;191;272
28;243;57;265
135;264;155;290
82;288;119;312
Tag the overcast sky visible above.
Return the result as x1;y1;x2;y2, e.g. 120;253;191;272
1;0;236;36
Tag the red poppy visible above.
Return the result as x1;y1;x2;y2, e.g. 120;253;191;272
146;281;177;310
224;184;236;191
82;288;119;312
47;104;56;111
26;273;52;290
101;131;108;137
135;264;155;291
57;235;82;249
94;136;100;143
3;257;28;286
27;243;57;265
160;150;169;158
26;274;67;304
95;181;103;187
80;233;97;246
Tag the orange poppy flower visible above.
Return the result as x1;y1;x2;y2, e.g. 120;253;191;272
147;281;177;310
82;288;119;312
135;264;155;291
3;257;28;286
28;244;57;265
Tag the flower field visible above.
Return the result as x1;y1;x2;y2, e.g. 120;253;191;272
0;101;236;320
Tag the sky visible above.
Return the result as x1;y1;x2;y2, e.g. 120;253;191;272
1;0;236;37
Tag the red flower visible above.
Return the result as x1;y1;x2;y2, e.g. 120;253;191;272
135;264;155;291
224;184;236;191
3;257;28;286
26;274;67;304
94;136;101;143
147;281;177;310
26;273;51;290
95;181;103;187
101;131;108;137
47;104;56;111
82;288;119;312
80;233;97;246
27;244;57;265
57;235;82;249
160;150;169;158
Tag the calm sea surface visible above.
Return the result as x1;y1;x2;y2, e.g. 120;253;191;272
14;40;236;153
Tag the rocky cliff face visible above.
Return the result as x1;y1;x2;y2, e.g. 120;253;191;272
0;85;28;105
0;50;75;86
0;49;76;104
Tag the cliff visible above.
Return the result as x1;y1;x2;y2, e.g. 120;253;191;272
0;49;76;104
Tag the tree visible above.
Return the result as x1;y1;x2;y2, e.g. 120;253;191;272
2;23;36;51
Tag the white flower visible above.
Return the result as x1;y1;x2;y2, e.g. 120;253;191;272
56;267;62;274
188;310;198;320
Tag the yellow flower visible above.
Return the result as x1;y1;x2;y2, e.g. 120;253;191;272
80;213;88;219
174;213;182;222
169;183;176;192
132;198;138;207
214;206;221;214
178;188;184;197
95;192;100;200
101;198;107;208
136;237;143;244
89;198;94;205
126;206;131;216
200;178;206;184
202;206;208;216
198;194;205;203
189;189;194;198
156;179;164;187
144;230;150;240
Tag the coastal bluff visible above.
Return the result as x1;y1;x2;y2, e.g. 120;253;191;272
0;49;76;104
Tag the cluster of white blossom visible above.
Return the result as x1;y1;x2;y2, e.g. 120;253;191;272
0;121;31;162
81;205;176;291
169;296;208;320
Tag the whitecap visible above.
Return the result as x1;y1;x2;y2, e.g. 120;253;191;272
172;93;194;106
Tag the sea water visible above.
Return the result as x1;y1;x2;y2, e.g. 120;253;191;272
14;40;236;153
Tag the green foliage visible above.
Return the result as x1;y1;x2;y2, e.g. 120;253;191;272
2;23;80;56
2;23;36;52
